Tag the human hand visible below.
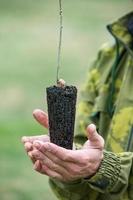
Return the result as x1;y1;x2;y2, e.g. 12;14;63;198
21;109;50;163
23;109;104;182
21;78;66;157
21;80;67;163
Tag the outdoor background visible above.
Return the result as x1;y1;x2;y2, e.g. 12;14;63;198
0;0;132;200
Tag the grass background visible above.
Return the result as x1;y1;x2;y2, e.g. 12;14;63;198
0;0;132;200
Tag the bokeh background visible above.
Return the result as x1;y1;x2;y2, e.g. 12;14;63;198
0;0;132;200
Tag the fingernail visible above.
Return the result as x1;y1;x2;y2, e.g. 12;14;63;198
33;109;42;118
34;142;41;149
87;124;96;132
21;136;27;143
24;142;32;151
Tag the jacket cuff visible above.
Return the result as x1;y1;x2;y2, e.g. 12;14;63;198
87;150;121;192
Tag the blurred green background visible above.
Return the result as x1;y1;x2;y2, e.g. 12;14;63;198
0;0;132;200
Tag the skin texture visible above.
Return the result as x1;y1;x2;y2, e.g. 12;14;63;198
22;109;104;182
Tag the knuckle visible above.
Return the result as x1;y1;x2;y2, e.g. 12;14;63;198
52;163;58;171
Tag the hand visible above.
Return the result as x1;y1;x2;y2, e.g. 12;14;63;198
21;109;49;163
22;109;104;182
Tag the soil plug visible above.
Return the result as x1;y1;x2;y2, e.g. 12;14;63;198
46;1;77;149
46;81;77;149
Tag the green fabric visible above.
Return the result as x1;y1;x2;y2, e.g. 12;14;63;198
49;12;133;200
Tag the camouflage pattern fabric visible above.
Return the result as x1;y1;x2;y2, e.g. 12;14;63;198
49;12;133;200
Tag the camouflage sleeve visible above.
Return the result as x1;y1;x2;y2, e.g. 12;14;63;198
49;152;133;200
88;151;133;195
49;178;93;200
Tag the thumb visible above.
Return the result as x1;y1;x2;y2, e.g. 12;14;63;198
86;124;104;149
33;109;49;129
86;124;98;140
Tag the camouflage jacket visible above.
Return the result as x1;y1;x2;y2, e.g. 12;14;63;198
49;12;133;200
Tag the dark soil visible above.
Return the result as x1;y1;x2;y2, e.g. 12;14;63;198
46;85;77;149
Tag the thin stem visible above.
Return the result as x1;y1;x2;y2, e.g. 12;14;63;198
56;0;63;84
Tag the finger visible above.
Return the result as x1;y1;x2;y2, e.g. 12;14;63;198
30;149;46;161
42;157;65;175
34;160;67;182
28;151;37;164
23;142;36;163
21;135;49;144
33;109;49;128
32;144;67;168
31;149;70;177
33;141;81;163
34;160;48;175
32;147;99;180
24;142;33;152
86;124;99;141
29;149;60;168
38;162;63;181
34;160;44;173
86;124;104;149
42;166;63;181
41;157;87;181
